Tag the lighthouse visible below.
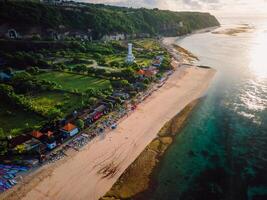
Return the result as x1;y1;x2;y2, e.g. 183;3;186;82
126;43;135;63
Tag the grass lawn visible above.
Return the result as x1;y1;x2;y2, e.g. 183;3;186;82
105;54;152;67
133;39;162;51
104;55;125;65
36;71;111;93
28;91;83;116
135;58;151;67
0;102;45;137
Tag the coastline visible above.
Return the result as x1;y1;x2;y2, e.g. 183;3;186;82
1;38;216;200
101;37;217;199
101;99;200;200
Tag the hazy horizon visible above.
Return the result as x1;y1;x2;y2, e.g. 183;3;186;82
78;0;267;17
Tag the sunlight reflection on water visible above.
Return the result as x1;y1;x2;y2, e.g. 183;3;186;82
147;17;267;200
249;28;267;78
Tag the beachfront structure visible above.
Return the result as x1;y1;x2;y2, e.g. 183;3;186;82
44;137;57;150
32;130;57;150
0;72;12;82
152;55;164;67
61;123;79;137
136;67;158;78
41;0;63;5
113;92;130;100
78;104;110;125
125;43;135;63
10;135;43;153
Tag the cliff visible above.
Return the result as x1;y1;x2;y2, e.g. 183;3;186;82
0;1;220;40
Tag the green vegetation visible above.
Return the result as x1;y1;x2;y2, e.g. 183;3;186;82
0;1;219;39
0;101;44;138
28;91;83;116
36;71;111;93
0;0;218;141
133;39;162;51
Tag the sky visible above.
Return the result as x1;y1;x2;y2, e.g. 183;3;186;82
80;0;267;17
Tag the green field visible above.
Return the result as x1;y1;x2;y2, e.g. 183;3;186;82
36;71;111;93
133;39;162;51
105;54;152;67
0;102;44;137
135;58;151;67
28;91;83;116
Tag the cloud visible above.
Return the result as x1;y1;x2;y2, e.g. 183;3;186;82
80;0;267;15
182;0;202;9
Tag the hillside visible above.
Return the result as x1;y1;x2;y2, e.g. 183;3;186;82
0;1;220;40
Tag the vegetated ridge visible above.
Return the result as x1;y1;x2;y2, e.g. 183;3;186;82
0;1;220;39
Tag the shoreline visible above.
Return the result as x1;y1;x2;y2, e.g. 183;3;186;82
101;99;200;199
1;37;216;200
101;37;216;199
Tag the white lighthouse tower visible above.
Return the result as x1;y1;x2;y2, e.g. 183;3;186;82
126;43;135;63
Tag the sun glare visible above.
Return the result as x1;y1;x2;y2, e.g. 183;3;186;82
249;29;267;79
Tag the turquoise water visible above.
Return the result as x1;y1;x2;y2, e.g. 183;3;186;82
140;17;267;200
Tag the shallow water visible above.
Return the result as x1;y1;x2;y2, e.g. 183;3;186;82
144;17;267;200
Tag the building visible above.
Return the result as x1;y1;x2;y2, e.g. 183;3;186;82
113;92;130;100
136;67;158;78
61;123;79;137
136;69;145;76
0;58;6;67
144;67;158;77
101;33;125;41
6;29;18;39
125;43;135;63
23;138;43;152
32;130;57;150
0;72;12;82
41;0;63;5
92;105;108;120
32;130;43;139
152;55;164;67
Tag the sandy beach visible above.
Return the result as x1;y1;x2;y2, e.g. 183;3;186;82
2;38;216;200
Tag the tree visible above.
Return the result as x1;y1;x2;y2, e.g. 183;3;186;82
85;88;97;97
26;66;39;74
73;65;87;73
47;108;63;122
76;119;85;129
3;67;13;75
160;58;172;71
0;84;14;96
86;97;98;107
87;67;97;74
54;63;66;71
15;144;26;154
109;61;120;68
121;68;137;82
120;79;130;87
0;128;5;139
85;88;105;99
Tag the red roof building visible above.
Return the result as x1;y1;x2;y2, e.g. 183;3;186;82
62;123;77;132
32;131;43;138
61;123;79;137
136;69;145;76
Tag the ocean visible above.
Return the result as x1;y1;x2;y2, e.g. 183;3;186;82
142;17;267;200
